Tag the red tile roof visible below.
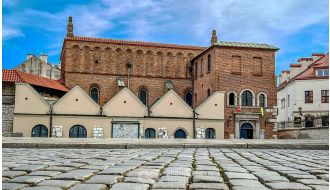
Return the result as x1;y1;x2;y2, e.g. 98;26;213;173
298;57;313;62
290;64;301;68
295;53;328;80
65;36;206;50
2;70;69;92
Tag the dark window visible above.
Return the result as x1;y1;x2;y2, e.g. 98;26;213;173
139;89;148;106
321;90;329;103
305;91;313;103
259;94;265;108
200;59;203;76
31;125;48;137
322;116;329;126
229;92;235;106
145;128;156;138
207;54;211;72
207;89;211;97
69;125;87;138
241;90;253;106
205;128;215;139
174;129;186;138
90;87;99;104
185;91;193;107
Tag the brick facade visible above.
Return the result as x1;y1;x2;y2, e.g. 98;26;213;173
61;18;277;139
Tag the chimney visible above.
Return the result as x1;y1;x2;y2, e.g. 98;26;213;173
312;53;324;62
289;64;302;79
26;54;33;60
211;30;218;46
67;16;74;38
279;70;290;83
298;57;313;71
39;54;48;63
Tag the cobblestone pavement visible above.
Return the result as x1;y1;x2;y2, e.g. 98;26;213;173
2;148;329;190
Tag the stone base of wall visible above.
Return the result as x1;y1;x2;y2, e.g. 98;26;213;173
277;127;329;140
2;104;14;135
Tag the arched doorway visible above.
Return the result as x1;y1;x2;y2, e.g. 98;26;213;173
174;129;186;139
31;125;48;137
145;128;156;138
205;128;215;139
240;123;253;139
69;125;87;138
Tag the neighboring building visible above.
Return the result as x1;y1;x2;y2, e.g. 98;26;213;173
277;53;329;129
15;54;61;80
11;16;278;139
2;70;68;136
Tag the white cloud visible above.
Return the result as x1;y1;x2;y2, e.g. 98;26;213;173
3;28;24;40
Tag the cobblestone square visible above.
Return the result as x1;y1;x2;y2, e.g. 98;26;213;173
2;148;329;190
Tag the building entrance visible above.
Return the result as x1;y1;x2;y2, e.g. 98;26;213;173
240;123;253;139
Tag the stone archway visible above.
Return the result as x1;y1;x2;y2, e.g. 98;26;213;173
174;129;187;139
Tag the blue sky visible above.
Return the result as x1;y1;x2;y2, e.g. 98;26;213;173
3;0;329;76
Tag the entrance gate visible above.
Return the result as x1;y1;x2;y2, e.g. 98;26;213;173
240;123;253;139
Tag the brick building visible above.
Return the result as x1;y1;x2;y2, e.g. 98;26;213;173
60;16;278;139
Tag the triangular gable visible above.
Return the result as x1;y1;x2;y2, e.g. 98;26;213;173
150;89;193;118
102;88;148;117
53;85;100;115
14;83;50;114
196;91;224;119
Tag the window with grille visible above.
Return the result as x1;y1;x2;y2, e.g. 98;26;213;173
241;90;253;106
305;91;313;103
321;90;329;103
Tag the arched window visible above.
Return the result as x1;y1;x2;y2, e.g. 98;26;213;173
259;94;266;108
139;88;148;106
90;86;99;104
241;90;253;106
205;128;215;139
174;129;187;138
185;90;193;107
229;92;236;106
31;125;48;137
207;89;211;97
145;128;156;138
69;125;87;138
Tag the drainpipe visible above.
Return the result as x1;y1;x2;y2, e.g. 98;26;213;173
49;104;53;137
190;62;196;139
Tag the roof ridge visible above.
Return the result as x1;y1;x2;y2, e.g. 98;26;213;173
66;36;206;50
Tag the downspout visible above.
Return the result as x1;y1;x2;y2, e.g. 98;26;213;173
191;62;196;139
49;104;53;137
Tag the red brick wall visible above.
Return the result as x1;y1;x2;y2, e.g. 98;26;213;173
193;46;276;139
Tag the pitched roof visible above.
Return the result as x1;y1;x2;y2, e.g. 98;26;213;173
65;36;206;50
2;69;68;92
216;41;279;50
277;53;329;91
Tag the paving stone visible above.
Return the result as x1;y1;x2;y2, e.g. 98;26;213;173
85;175;123;185
69;183;107;190
28;171;62;177
286;173;317;180
44;166;75;172
23;186;62;190
225;172;258;180
2;183;30;190
12;165;47;172
124;176;155;184
308;185;329;190
266;182;312;190
37;180;80;189
189;183;228;190
195;165;219;171
232;185;270;190
229;179;264;186
2;171;28;178
193;170;220;176
253;171;290;183
3;177;10;182
297;179;329;185
126;169;160;179
98;167;133;175
193;175;223;183
158;176;189;183
53;169;96;181
163;167;191;177
153;182;187;189
223;167;248;173
110;183;150;190
9;176;50;184
317;174;329;181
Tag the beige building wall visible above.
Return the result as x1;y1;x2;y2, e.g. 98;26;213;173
196;119;224;139
103;88;148;117
53;85;100;115
151;90;193;118
13;115;50;137
53;116;111;138
14;83;49;114
196;91;224;120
